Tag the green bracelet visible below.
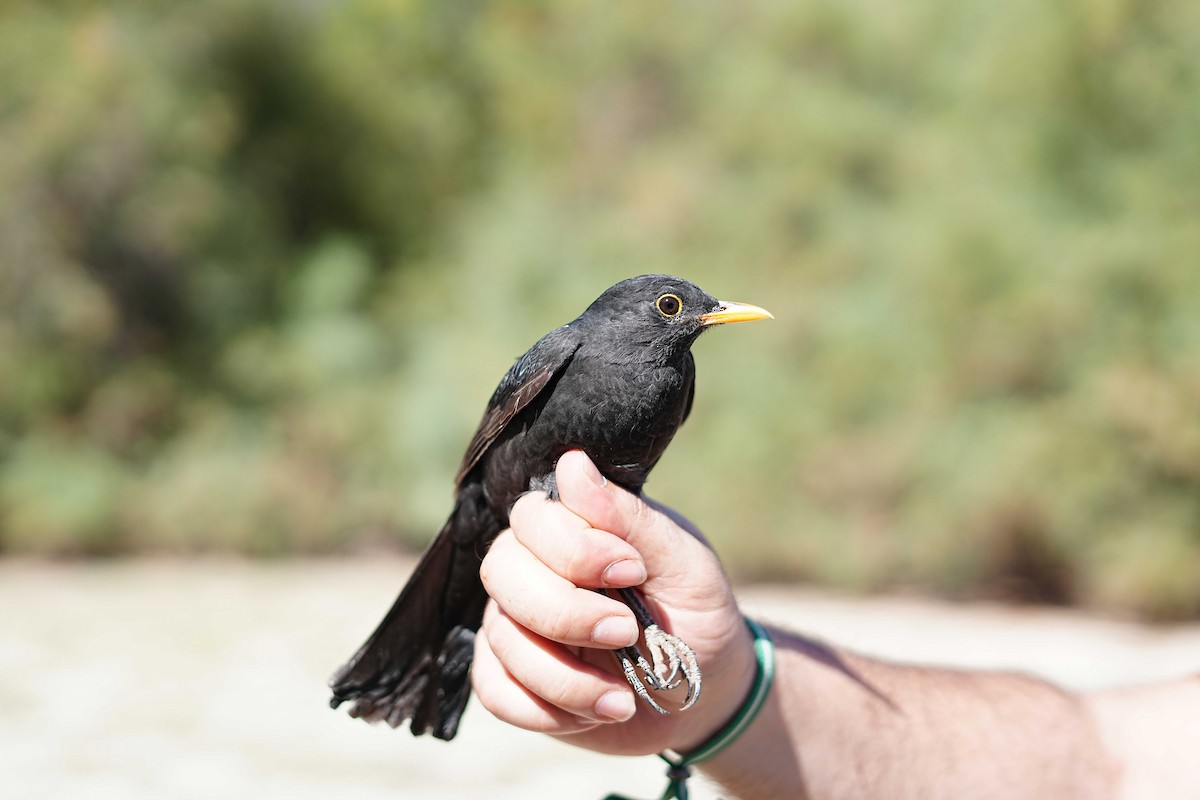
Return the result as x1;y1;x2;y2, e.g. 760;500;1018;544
603;616;776;800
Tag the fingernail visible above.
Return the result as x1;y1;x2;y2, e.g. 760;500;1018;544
595;690;636;722
591;616;638;647
602;558;647;587
580;455;607;487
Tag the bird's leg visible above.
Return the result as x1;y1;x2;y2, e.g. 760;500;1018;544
593;589;668;689
599;588;702;713
614;645;669;715
618;588;682;688
528;472;559;501
617;588;702;711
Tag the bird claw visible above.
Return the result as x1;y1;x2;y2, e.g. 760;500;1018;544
616;646;669;715
643;626;681;688
599;587;702;714
612;625;702;714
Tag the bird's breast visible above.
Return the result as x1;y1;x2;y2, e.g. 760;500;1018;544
480;357;692;514
549;358;690;451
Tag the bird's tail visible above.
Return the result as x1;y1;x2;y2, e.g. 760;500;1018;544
328;493;492;740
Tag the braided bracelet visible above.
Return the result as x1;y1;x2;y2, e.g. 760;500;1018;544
604;616;776;800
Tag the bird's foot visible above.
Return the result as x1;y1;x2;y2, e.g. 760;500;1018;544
528;472;559;501
613;628;702;714
609;587;702;714
642;624;701;710
616;644;669;715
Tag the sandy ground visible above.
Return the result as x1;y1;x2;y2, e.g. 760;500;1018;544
2;559;1199;800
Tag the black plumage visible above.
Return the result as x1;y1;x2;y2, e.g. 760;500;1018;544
328;274;771;739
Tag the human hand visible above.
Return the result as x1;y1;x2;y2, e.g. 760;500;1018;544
472;449;755;756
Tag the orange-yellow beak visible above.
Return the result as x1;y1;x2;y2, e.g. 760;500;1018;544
697;300;774;327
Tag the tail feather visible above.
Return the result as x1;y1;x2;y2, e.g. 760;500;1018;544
412;624;476;738
329;505;489;740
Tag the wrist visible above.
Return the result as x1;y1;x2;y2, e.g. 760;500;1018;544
666;614;763;754
604;618;774;800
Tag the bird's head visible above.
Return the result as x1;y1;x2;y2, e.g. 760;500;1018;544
572;274;772;362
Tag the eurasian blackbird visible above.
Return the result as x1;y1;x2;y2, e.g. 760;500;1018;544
329;274;771;740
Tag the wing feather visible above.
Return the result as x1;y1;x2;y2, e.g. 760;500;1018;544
453;326;581;486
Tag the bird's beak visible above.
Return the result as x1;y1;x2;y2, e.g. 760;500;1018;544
697;301;774;327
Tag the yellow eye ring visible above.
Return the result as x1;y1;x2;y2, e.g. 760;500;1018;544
656;293;683;317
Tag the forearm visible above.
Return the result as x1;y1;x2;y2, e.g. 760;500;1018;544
699;625;1116;800
1088;676;1200;800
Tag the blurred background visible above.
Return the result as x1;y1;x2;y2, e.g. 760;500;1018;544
4;0;1199;616
2;1;1200;796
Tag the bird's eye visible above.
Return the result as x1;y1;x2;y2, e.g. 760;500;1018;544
656;293;683;317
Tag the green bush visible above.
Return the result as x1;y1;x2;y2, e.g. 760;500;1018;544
2;0;1199;618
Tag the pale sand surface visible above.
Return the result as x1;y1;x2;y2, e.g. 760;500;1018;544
2;559;1198;800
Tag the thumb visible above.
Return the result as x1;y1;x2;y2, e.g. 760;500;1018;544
553;450;716;590
554;450;750;706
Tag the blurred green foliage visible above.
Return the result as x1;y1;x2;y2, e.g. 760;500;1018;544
2;0;1199;618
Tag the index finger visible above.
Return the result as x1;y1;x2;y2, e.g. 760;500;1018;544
508;489;648;589
553;450;694;560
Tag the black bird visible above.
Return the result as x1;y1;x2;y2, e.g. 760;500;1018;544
329;274;771;740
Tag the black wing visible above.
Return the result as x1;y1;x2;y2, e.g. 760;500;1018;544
329;325;581;739
454;325;582;486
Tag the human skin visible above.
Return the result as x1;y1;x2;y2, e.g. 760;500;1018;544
472;450;1199;799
